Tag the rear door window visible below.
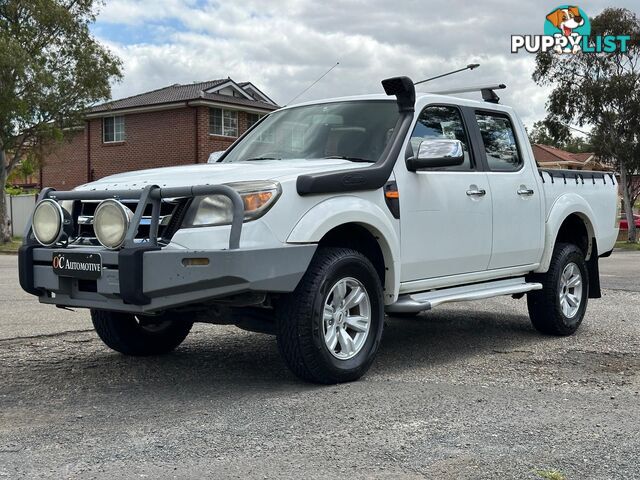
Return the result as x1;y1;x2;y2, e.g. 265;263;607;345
475;112;522;171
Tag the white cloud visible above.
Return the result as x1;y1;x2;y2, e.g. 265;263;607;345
95;0;639;128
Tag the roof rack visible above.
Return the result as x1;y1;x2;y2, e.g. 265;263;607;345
428;84;507;104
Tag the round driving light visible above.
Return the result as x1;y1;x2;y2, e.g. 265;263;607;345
94;200;133;249
32;199;63;246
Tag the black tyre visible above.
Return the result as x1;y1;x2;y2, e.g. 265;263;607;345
91;309;193;356
275;247;384;384
527;243;589;336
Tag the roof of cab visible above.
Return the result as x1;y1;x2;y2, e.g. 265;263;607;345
282;92;515;114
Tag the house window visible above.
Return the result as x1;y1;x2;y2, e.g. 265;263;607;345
247;113;264;129
209;108;238;137
103;116;125;143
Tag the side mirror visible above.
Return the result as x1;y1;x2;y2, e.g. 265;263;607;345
406;139;465;171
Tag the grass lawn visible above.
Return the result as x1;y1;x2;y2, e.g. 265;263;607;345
0;237;22;254
615;240;640;251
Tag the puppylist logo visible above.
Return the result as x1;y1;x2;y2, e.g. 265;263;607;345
512;5;630;54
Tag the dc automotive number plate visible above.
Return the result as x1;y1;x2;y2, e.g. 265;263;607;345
52;251;102;280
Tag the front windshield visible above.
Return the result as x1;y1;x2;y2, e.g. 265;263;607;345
222;100;400;163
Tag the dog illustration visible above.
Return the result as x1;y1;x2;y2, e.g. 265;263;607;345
546;6;585;36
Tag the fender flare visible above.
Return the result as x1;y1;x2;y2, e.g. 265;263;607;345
287;196;401;304
535;193;598;273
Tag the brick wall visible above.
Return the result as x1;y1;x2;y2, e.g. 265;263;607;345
87;107;198;180
196;106;246;164
41;128;87;190
41;106;258;190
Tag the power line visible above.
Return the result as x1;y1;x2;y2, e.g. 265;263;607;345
567;124;590;136
285;62;340;105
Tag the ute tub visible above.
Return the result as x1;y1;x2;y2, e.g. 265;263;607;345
19;244;316;313
19;183;316;313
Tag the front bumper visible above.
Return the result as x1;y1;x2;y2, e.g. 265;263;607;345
19;244;316;313
19;182;316;314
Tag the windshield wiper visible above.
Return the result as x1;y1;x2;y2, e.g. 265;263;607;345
243;157;281;161
323;156;374;163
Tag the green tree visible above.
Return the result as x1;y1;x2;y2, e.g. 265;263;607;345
528;120;593;153
8;151;35;185
528;120;559;147
533;7;640;242
0;0;121;242
564;135;593;154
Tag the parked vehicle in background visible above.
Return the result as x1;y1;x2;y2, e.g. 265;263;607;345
19;76;619;384
620;213;640;230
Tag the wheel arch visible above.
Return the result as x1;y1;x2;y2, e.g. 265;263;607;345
286;196;400;304
536;194;598;273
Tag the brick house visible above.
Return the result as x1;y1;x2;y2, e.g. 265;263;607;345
531;144;611;171
40;78;278;190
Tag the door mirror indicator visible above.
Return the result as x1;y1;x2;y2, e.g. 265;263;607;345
406;139;465;171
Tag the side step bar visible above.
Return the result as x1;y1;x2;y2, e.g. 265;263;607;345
386;278;542;314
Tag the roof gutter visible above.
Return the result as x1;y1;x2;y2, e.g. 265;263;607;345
85;102;189;118
186;100;277;114
86;100;277;119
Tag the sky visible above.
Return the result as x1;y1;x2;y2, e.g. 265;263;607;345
92;0;639;130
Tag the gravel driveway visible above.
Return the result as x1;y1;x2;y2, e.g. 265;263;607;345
0;252;638;479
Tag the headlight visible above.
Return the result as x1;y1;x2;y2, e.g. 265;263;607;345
184;181;281;227
94;199;134;249
32;199;64;246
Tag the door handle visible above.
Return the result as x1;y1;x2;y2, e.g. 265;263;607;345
517;188;535;196
466;188;486;197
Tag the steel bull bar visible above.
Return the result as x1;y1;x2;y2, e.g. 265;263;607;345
18;184;316;313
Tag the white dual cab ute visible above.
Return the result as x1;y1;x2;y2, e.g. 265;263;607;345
20;76;619;384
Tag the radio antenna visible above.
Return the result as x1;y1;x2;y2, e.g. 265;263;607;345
413;63;480;86
286;61;340;105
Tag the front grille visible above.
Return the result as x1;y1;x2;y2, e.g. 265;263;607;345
72;199;185;244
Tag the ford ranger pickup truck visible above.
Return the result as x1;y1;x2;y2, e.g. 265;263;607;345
19;76;619;384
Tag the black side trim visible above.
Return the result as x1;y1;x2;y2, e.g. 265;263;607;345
296;76;415;196
539;169;616;185
118;246;161;305
587;238;601;299
18;245;42;296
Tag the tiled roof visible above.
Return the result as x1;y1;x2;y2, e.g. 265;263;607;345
532;144;578;163
199;91;278;109
533;144;612;171
569;152;594;163
236;81;277;104
90;79;278;113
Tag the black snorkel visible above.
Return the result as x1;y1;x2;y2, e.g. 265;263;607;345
296;76;415;195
